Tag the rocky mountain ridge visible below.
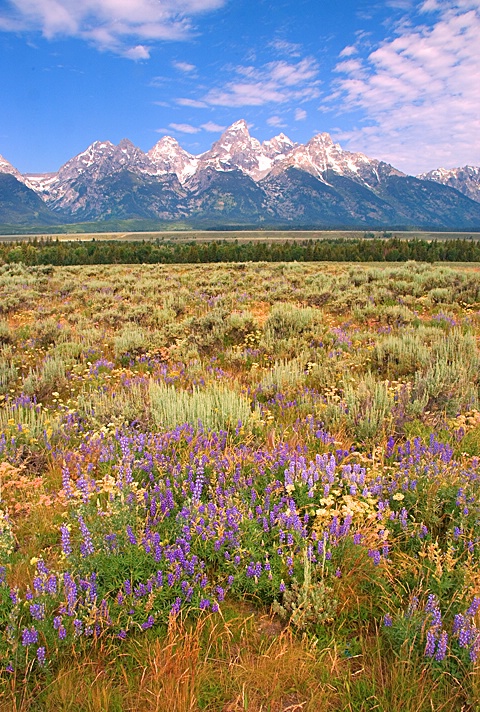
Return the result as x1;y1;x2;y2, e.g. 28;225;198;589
1;120;480;228
417;165;480;204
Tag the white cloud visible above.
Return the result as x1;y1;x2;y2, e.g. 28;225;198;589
339;45;357;58
267;115;286;127
294;107;306;120
173;60;196;72
201;121;225;132
202;57;321;107
177;97;208;108
0;0;227;58
169;122;200;133
330;2;480;173
124;45;150;60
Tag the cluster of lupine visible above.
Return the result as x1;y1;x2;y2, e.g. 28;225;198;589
1;411;479;672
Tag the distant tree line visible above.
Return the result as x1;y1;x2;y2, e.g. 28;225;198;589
1;237;480;266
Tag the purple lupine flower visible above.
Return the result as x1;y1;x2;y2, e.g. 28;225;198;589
60;525;72;557
45;575;57;594
459;626;473;648
467;597;480;618
22;628;39;646
470;636;480;662
87;572;97;602
425;594;437;613
126;526;137;545
78;516;94;557
435;631;448;661
425;629;436;658
141;615;155;630
36;647;46;665
386;436;395;457
431;607;442;628
29;603;45;621
453;614;465;634
170;597;182;616
62;466;73;499
63;572;77;612
383;614;393;627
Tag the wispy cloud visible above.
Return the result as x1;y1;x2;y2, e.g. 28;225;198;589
156;121;224;135
0;0;227;58
201;121;225;132
267;115;286;127
198;57;320;107
173;60;196;73
168;122;201;134
330;0;480;172
177;97;208;108
269;39;302;57
294;107;307;120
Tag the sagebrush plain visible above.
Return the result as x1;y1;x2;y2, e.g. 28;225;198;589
0;259;480;711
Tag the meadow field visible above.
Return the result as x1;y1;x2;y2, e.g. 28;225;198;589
0;259;480;710
1;230;479;243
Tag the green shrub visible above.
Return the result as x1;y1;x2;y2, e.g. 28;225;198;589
149;381;257;431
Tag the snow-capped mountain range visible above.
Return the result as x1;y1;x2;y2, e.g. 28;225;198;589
1;120;480;228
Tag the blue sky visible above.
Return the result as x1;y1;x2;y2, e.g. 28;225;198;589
1;0;479;175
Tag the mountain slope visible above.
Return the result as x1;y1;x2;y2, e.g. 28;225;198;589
186;167;268;224
0;174;60;225
376;176;480;228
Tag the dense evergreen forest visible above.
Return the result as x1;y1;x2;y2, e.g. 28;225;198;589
1;236;480;265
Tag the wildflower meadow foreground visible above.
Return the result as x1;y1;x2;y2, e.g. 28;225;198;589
0;259;479;710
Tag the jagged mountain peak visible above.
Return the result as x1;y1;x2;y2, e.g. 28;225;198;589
117;138;139;152
307;132;335;147
200;120;288;181
0;153;23;181
148;136;197;184
148;135;193;158
224;119;250;134
262;133;296;157
150;135;181;149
